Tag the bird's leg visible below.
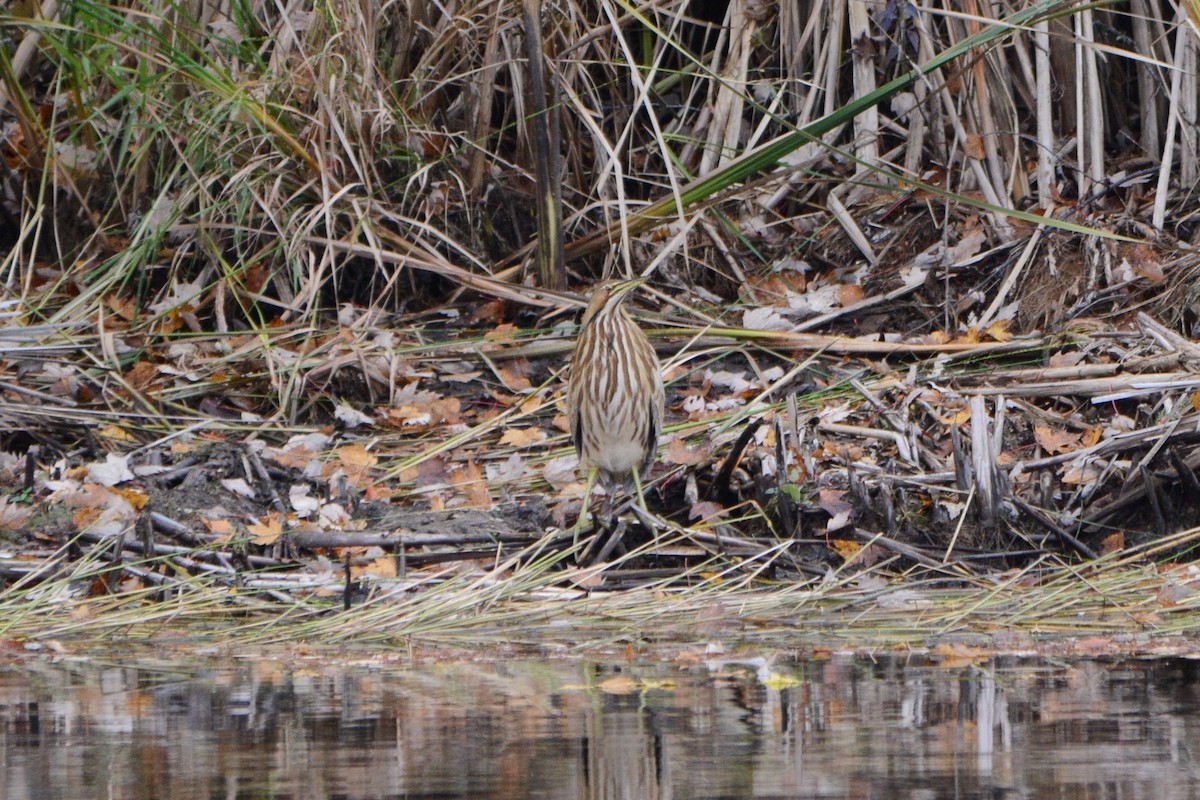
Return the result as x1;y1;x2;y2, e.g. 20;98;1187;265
630;468;659;532
574;465;600;548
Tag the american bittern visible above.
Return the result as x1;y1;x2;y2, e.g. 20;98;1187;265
567;279;664;529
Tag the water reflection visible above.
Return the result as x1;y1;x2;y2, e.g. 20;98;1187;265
3;653;1200;798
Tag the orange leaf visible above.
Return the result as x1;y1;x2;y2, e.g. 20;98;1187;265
485;323;519;339
118;575;144;593
468;300;506;324
837;284;865;306
1128;244;1165;283
72;506;103;529
965;132;986;160
105;294;138;322
335;443;377;468
125;360;161;390
497;363;533;393
333;444;377;488
387;397;462;427
116;487;150;511
1033;425;1082;455
203;518;235;540
452;461;493;510
248;516;283;545
940;410;969;429
499;427;547;447
829;539;862;562
984;319;1013;342
353;555;398;580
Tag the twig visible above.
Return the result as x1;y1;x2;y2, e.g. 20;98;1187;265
1009;495;1098;559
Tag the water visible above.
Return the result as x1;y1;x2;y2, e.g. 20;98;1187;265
3;653;1200;799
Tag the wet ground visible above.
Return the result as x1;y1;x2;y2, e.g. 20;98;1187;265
4;652;1200;799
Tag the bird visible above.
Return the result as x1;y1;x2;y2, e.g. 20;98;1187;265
567;278;664;532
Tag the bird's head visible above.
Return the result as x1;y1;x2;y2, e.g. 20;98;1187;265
581;277;647;327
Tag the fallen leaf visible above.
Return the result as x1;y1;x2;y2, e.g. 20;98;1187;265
442;371;483;383
1048;350;1085;368
333;404;375;428
468;300;506;324
118;575;143;593
86;453;135;487
335;443;378;486
485;453;526;483
353;549;398;579
543;455;579;490
706;370;756;393
0;500;34;531
499;427;547;447
289;484;319;517
1062;460;1102;485
124;360;161;390
1157;583;1194;607
837;284;864;307
221;477;257;499
965;132;986;159
485;322;519;340
743;306;793;331
984;319;1013;342
818;488;853;518
666;436;709;466
203;518;235;537
97;425;136;444
248;516;283;545
1101;531;1124;556
1034;425;1082;455
320;503;350;527
387;397;462;427
829;539;862;562
497;363;534;393
451;461;492;509
941;409;971;427
689;501;726;522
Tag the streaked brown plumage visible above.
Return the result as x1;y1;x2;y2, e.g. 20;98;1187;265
567;279;664;495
